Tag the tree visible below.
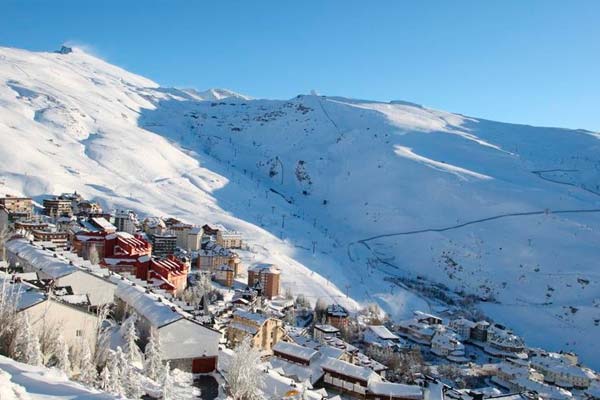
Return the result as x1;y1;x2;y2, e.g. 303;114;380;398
226;337;264;400
161;362;174;400
121;313;142;365
12;312;43;366
108;347;126;396
77;341;97;386
314;298;328;324
125;363;144;399
0;277;21;355
94;304;112;368
55;334;71;376
144;328;163;380
98;364;111;392
88;244;101;265
0;226;12;261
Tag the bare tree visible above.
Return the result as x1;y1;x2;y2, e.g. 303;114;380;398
0;277;21;355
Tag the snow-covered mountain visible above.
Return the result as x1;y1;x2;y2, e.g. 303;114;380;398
1;46;599;367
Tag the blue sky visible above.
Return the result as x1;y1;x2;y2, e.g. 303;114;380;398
1;0;599;130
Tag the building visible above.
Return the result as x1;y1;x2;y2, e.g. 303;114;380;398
10;278;99;354
75;200;102;216
431;328;467;362
186;227;203;251
326;304;349;329
150;232;177;258
363;325;405;350
530;352;596;389
220;230;243;249
485;324;525;355
227;309;287;352
214;264;234;287
248;263;281;299
43;197;73;217
0;195;33;219
470;321;490;342
31;230;69;249
273;341;319;366
169;222;193;249
114;280;220;373
202;224;242;249
321;357;382;397
112;210;138;234
14;220;49;233
314;324;341;342
5;239;116;308
196;242;240;273
450;318;476;341
146;256;189;296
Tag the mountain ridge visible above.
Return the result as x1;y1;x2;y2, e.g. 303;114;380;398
1;46;599;367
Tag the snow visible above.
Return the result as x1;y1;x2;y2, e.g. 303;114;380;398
321;357;378;382
0;355;116;399
115;280;183;327
1;45;600;369
273;341;318;362
368;382;423;398
365;324;400;340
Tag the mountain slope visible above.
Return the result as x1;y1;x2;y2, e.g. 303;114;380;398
1;46;599;367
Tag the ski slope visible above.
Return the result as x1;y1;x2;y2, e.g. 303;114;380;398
0;46;599;367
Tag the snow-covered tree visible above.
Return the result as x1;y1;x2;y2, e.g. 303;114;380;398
108;347;125;396
94;304;112;368
125;362;144;399
121;312;142;365
160;361;174;400
12;312;43;366
88;244;101;265
144;328;163;380
55;334;71;375
0;277;20;355
98;364;111;392
226;337;263;400
77;341;97;386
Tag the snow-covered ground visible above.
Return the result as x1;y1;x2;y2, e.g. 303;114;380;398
0;46;599;368
0;355;115;399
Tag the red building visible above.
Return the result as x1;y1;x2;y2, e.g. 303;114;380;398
146;256;189;295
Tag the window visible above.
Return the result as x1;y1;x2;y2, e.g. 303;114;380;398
76;330;83;337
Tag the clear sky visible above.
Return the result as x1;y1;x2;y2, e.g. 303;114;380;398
1;0;599;130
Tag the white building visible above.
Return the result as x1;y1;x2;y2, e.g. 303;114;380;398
5;239;116;307
114;280;221;373
112;210;138;234
4;276;98;355
530;353;597;389
431;328;467;362
449;317;476;341
363;325;406;350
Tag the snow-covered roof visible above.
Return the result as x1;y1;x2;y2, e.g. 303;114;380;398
115;280;184;327
248;263;280;274
6;239;75;279
366;325;399;340
321;357;378;382
314;324;340;333
368;382;423;399
273;341;318;362
233;308;269;325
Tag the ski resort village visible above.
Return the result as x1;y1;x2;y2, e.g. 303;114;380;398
0;192;598;400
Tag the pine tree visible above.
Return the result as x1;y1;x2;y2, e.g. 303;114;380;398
161;361;173;400
144;328;163;380
12;313;43;366
106;351;121;394
98;364;111;392
125;363;144;399
109;347;126;396
77;341;97;386
55;334;71;376
121;313;142;365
